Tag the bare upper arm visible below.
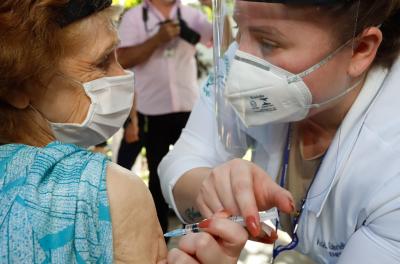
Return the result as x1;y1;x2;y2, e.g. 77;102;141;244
106;163;167;263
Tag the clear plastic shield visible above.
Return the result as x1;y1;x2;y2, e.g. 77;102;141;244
213;0;249;155
212;0;360;153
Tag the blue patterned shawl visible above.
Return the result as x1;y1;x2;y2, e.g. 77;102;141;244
0;141;113;263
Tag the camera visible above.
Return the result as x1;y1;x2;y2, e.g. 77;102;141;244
179;19;201;45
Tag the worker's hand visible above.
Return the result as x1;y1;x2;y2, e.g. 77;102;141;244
124;119;139;143
166;211;248;264
195;159;295;238
156;20;180;44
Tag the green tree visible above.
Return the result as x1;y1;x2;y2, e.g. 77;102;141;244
112;0;142;9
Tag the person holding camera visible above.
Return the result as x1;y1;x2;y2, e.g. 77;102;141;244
117;0;212;238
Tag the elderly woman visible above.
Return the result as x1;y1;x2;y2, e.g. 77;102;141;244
0;0;252;263
0;0;166;262
0;0;153;262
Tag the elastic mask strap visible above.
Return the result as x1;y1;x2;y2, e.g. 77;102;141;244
305;79;363;109
287;39;352;83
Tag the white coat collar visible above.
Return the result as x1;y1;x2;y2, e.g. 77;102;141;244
246;58;397;216
306;64;392;216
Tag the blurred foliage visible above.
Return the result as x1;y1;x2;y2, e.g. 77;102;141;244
112;0;233;20
112;0;142;9
112;0;212;21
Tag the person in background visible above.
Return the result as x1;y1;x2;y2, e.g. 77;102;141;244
117;0;213;236
117;97;145;170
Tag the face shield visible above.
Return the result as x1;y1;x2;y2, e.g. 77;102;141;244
212;0;361;154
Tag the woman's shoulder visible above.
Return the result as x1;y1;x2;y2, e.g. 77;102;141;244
0;141;108;185
45;141;106;163
0;141;114;263
106;163;153;214
1;141;111;216
106;163;168;263
0;141;106;165
37;141;110;179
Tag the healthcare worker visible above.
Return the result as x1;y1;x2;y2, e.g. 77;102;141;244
158;0;400;263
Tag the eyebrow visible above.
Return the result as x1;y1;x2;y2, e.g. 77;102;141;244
247;25;287;42
233;11;288;42
97;38;121;61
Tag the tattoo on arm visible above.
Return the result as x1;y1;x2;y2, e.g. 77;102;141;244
184;207;203;223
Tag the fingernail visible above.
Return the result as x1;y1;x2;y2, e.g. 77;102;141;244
287;197;295;212
246;216;260;237
198;219;211;228
290;201;296;212
270;230;278;240
258;230;278;244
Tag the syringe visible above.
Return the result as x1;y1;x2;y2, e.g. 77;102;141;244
164;208;278;238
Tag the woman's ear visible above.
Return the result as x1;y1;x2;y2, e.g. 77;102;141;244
348;27;383;77
1;89;30;109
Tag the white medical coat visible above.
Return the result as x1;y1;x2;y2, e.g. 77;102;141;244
159;55;400;263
